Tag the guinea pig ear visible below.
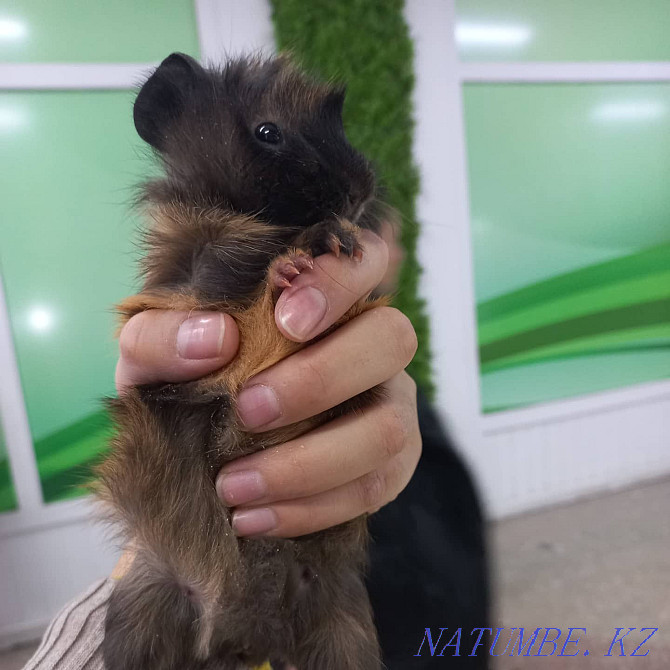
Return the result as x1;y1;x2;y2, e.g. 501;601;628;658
134;52;205;150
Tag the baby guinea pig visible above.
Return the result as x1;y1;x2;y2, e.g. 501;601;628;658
96;53;394;670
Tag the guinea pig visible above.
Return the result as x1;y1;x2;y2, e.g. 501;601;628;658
95;53;393;670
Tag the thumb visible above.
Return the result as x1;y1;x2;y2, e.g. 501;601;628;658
115;311;239;392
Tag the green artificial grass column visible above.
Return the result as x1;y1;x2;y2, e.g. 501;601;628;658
271;0;434;395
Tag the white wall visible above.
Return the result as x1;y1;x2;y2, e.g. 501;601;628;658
0;505;117;648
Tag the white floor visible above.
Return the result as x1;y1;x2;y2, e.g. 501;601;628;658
493;476;670;669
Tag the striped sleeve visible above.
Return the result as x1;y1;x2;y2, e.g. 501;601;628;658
23;579;112;670
23;578;276;670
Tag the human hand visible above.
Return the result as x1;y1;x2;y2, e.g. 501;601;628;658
116;229;421;538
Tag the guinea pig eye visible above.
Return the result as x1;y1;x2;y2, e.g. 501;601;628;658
255;122;282;144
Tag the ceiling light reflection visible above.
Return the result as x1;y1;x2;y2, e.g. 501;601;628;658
456;23;532;47
592;101;666;122
0;108;25;131
0;18;27;40
28;307;54;333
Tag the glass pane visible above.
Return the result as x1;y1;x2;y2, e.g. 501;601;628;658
463;83;670;412
0;420;17;513
0;0;199;63
456;0;670;62
0;91;150;502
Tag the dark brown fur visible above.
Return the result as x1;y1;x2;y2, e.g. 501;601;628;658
95;54;391;669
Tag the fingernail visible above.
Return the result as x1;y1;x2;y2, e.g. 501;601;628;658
237;384;281;429
232;508;278;536
216;470;266;506
176;314;225;359
278;286;327;340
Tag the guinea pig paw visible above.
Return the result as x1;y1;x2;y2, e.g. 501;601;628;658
295;219;364;261
310;228;363;261
326;231;364;261
269;251;315;290
326;233;343;258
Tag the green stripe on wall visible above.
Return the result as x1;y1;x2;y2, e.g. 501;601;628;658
34;410;111;503
0;459;17;513
479;269;670;346
478;242;670;323
482;326;670;374
477;244;670;381
481;297;670;366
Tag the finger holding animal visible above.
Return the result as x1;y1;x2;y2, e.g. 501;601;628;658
273;227;389;342
115;310;240;391
236;397;422;539
234;305;416;432
218;371;421;538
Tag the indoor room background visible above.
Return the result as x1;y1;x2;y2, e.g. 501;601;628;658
0;0;669;653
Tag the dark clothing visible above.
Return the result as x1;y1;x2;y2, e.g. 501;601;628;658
368;390;490;668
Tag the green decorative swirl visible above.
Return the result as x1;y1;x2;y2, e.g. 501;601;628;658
478;242;670;375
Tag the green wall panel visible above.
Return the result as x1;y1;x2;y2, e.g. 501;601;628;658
463;83;670;411
456;0;670;62
0;91;149;501
0;0;199;63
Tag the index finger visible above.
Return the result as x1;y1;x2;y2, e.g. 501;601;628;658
274;229;388;342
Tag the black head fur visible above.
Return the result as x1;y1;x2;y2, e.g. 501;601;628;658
135;53;376;229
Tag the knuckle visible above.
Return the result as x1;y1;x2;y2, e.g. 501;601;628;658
295;356;330;399
118;313;147;365
379;307;418;366
403;371;418;396
289;503;330;538
358;469;386;511
377;405;407;459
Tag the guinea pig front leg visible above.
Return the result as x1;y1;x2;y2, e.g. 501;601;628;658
266;218;364;298
294;217;364;261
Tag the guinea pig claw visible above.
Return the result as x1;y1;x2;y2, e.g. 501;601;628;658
269;251;315;291
327;234;342;258
293;255;314;272
283;262;301;278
